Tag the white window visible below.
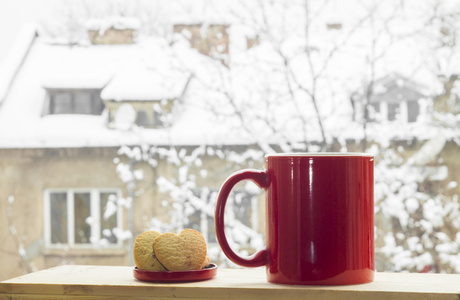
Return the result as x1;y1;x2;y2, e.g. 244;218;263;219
371;101;419;123
388;102;400;121
43;189;123;248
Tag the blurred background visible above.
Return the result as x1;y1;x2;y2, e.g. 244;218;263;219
0;0;459;280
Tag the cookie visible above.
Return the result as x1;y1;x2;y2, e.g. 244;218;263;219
201;255;211;269
133;230;167;271
153;229;207;271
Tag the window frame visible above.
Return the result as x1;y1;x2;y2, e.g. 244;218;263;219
43;188;123;249
46;89;104;115
373;100;419;123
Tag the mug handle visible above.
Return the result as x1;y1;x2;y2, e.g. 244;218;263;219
215;169;269;267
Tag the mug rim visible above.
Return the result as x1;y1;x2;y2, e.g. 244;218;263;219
265;152;373;157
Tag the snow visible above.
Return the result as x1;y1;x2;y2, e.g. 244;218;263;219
85;16;141;33
112;227;132;241
101;37;192;101
405;198;419;213
1;0;460;149
103;197;118;220
0;23;37;104
408;135;447;165
1;0;460;273
0;36;257;148
447;181;458;189
101;67;189;101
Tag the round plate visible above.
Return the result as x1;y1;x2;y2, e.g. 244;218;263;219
133;264;218;283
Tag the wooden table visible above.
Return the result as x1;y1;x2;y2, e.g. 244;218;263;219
0;265;459;299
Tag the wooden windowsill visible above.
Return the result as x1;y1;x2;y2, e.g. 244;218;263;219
0;265;459;299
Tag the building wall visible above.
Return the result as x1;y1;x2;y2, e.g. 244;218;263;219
0;148;130;280
0;145;265;281
2;141;458;280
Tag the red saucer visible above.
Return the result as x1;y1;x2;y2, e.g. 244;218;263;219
133;264;217;283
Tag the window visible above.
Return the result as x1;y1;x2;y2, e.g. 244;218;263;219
408;101;419;122
107;102;169;129
52;92;72;114
135;110;152;127
388;103;399;121
368;103;380;121
134;109;166;128
369;101;420;123
47;89;104;115
44;189;122;248
153;110;165;127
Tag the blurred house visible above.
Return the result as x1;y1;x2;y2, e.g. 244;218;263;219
1;1;460;280
351;73;430;124
0;18;263;280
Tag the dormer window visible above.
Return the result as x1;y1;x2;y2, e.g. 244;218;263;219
101;68;193;129
135;108;166;128
105;101;171;129
136;109;151;127
370;100;421;123
45;89;104;115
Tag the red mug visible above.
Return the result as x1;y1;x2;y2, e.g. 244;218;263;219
215;153;374;285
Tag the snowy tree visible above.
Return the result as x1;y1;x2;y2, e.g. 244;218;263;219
42;0;460;272
367;0;460;272
111;0;460;272
170;0;378;152
373;140;460;273
3;196;37;274
114;144;265;266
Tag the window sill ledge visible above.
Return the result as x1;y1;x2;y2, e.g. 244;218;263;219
1;266;460;299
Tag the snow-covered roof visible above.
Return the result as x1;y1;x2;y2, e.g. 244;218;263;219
1;0;459;150
0;30;254;148
0;23;37;104
101;67;191;102
369;73;427;104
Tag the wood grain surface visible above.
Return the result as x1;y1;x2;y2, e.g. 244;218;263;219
1;265;459;299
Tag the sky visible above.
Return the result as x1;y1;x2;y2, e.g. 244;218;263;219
0;0;56;67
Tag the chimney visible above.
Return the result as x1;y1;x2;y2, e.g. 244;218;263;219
86;16;140;45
